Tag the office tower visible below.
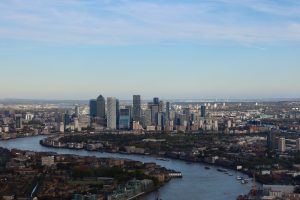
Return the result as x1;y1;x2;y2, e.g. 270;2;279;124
141;109;151;128
107;97;117;129
191;113;196;122
119;108;130;129
59;122;64;133
151;105;159;125
267;132;276;151
153;97;159;105
96;95;106;119
278;138;286;152
64;113;71;130
174;113;180;126
75;105;80;117
125;105;132;120
159;100;164;112
296;138;300;151
166;102;170;121
116;99;119;129
74;118;79;130
157;112;163;127
179;114;187;126
169;110;175;121
157;112;166;129
193;113;201;125
15;115;23;129
133;95;141;122
200;105;206;118
97;95;106;126
89;99;97;117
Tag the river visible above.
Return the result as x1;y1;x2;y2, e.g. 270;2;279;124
0;136;254;200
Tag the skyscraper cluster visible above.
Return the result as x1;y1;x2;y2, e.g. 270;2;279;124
90;95;122;130
90;94;172;131
89;94;211;132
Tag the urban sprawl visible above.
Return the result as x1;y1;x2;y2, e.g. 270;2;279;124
1;95;300;200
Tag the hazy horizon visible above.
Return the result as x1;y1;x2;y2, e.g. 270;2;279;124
1;97;300;103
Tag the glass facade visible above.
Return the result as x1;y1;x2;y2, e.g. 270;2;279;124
119;108;130;129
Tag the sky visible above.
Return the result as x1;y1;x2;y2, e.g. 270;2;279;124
0;0;300;100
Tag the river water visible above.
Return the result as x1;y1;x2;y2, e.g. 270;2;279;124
0;136;253;200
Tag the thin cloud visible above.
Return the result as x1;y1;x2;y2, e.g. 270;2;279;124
0;0;300;45
218;0;300;17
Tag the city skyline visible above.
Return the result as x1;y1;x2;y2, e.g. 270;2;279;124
1;0;300;99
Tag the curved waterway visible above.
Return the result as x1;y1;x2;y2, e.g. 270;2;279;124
0;136;254;200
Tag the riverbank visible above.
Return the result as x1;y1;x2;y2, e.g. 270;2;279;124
40;136;250;181
44;132;294;188
0;135;254;200
0;146;174;200
40;137;258;199
0;133;56;141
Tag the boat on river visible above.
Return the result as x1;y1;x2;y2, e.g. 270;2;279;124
156;157;170;162
241;179;249;184
217;168;227;173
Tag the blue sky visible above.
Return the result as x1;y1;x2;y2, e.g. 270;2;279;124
0;0;300;100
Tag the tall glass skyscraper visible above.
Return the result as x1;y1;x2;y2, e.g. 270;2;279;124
96;95;106;119
151;104;159;125
133;95;141;122
89;99;97;117
166;101;170;121
201;105;206;118
64;113;70;130
96;95;106;126
153;97;159;105
119;108;130;129
15;115;22;129
107;97;117;129
75;105;80;117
